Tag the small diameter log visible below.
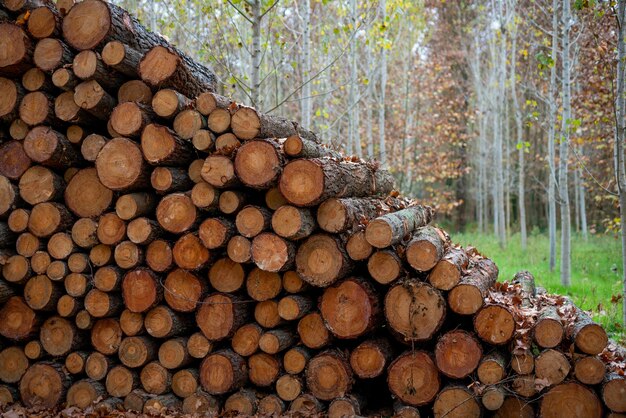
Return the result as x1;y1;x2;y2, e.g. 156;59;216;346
172;368;198;398
24;126;78;169
196;91;231;115
189;158;206;183
297;312;330;349
245;268;281;302
118;80;152;104
118;336;157;368
65;273;91;297
173;233;209;270
283;346;311;375
482;385;506;411
24;341;43;361
535;349;571;387
320;277;381;339
346;230;373;261
276;374;303;401
85;352;113;381
224;389;257;415
141;123;194;166
199;217;235;249
68;253;89;273
96;138;150;192
146;239;173;273
40;316;83;356
474;304;516;345
74;80;116;118
81;134;108;162
75;310;94;331
159;337;192;369
2;255;30;284
46;260;68;281
72;218;98;249
368;250;403;285
494;397;535;418
272;205;316;240
511;351;535;375
114;241;143;269
20;91;55;126
173;109;206;139
278;295;313;321
192;129;215;152
16;232;41;257
280;158;395;207
387;351;440;406
0;77;24;123
213;133;240;152
200;349;247;395
188;332;213;359
236;205;272;238
201;155;238;188
289;393;324;414
123;389;150;412
317;197;384;233
66;351;88;375
574;355;605;385
156;193;197;234
435;330;482;379
85;289;123;318
120;309;144;336
603;373;626;413
207;107;231;134
448;258;499;315
0;347;29;383
65;168;113;218
0;23;32;77
140;361;171;395
534;306;565;348
24;275;63;311
405;226;448;272
8;209;30;234
540;382;602;418
73;50;123;91
231;323;262;357
31;250;51;274
57;295;82;318
0;141;31;180
209;257;245;293
227;235;252;264
251;233;295;272
182;391;220;415
265;186;288;210
19;362;70;409
255;300;283;329
433;385;481;418
126;217;160;245
122;268;163;313
231;105;317;141
145;305;192;338
164;269;206;313
1;176;19;219
116;193;155;221
393;402;422;418
259;329;295;354
91;318;122;355
90;245;113;267
110;101;154;138
282;270;308;293
54;90;97;125
384;280;446;343
191;181;219;211
364;205;434;249
196;293;248;341
234;138;284;189
306;350;352;401
567;305;608;355
27;5;61;39
151;88;191;119
349;338;393;379
328;395;366;418
284;134;342;159
102;40;142;77
296;234;352;287
22;67;52;92
96;212;126;245
52;68;78;91
106;365;138;397
428;246;469;290
9;119;30;140
248;352;280;386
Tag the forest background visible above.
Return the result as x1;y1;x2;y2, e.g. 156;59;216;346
111;0;625;334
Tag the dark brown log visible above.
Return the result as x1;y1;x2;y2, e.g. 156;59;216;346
0;347;28;383
272;205;316;240
27;5;61;39
254;300;283;329
494;397;535;418
187;332;213;359
139;361;171;395
540;382;602;418
19;362;70;409
435;330;482;379
201;154;238;188
199;217;235;249
151;88;191;119
432;385;481;418
393;402;422;418
474;304;516;345
234;138;284;189
24;340;43;361
164;268;206;313
173;108;206;140
117;79;153;104
248;352;280;387
297;312;330;349
346;230;373;261
566;305;608;355
284;134;342;158
156;193;197;234
349;338;393;379
120;309;144;336
0;140;31;180
365;206;434;249
199;349;247;395
85;352;113;381
91;318;122;355
280;158;395;207
448;258;499;315
106;365;138;397
321;277;381;339
51;68;78;91
141;123;194;166
276;374;302;401
0;23;32;77
182;390;220;415
405;226;448;272
384;280;446;343
9;119;29;140
231;323;262;357
123;389;149;412
25;275;62;311
535;349;571;387
102;40;142;77
428;246;469;290
231;105;317;141
171;368;197;398
328;395;366;418
278;295;312;321
283;346;311;375
74;80;116;118
40;316;83;356
121;269;162;315
224;388;257;415
368;249;403;285
118;336;157;368
296;234;352;287
196;91;231;116
4;0;46;13
574;355;605;385
306;350;353;401
145;239;173;273
158;337;192;369
115;193;155;221
196;293;248;341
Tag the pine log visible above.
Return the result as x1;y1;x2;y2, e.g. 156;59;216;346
24;126;78;169
201;154;238;188
535;349;571;387
64;168;113;218
365;206;434;249
172;232;209;270
145;239;173;272
96;212;126;245
0;23;32;77
0;347;28;383
387;350;440;406
306;349;352;401
474;304;516;345
80;134;107;162
141;123;194;166
384;280;446;342
283;346;311;375
393;402;422;418
346;230;373;261
57;294;82;317
428;246;469;290
405;226;448;272
27;5;61;39
259;328;295;354
187;332;213;359
54;90;98;124
114;240;143;269
106;365;138;397
96;138;149;192
192;129;215;152
349;338;393;379
75;310;94;330
233;138;284;189
280;158;395;207
367;249;403;285
151;167;193;194
296;234;352;287
85;289;123;318
39;316;83;356
199;349;247;395
248;352;280;386
24;340;43;361
171;368;198;398
435;330;482;379
235;205;271;238
448;258;498;315
209;257;245;293
122;268;162;313
297;311;330;349
0;77;24;123
151;88;191;119
19;362;70;408
110;101;153;138
71;218;98;249
227;235;252;264
65;351;88;375
196;293;248;341
199;217;235;249
126;217;160;245
20;91;56;126
48;232;74;260
0;141;31;180
276;374;302;401
116;193;155;221
159;337;192;369
156;193;197;234
102;40;142;77
91;318;122;355
603;373;626;413
254;300;283;329
16;232;41;257
74;80;116;118
196;91;231;115
265;186;288;210
231;323;262;357
31;250;51;275
272;205;316;240
8;209;29;233
120;309;144;336
65;272;91;297
317;197;385;234
117;79;153;104
51;68;78;91
289;393;324;414
22;67;53;92
173;108;206;139
163;268;206;313
118;336;157;368
328;395;365;418
145;305;192;338
123;389;150;412
282;270;308;293
85;352;113;381
511;351;535;375
574;355;605;385
566;305;608;355
17;166;62;206
224;389;257;415
231;105;317;141
251;232;296;272
540;382;602;418
216;133;241;152
190;181;219;211
2;255;30;284
139;361;171;394
494;397;535;418
182;390;220;415
284;134;342;158
433;385;481;418
0;297;38;341
278;295;313;321
24;275;63;311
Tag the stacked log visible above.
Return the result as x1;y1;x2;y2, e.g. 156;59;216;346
0;1;624;417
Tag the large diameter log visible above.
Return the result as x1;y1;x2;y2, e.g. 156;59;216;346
306;350;353;401
387;350;440;406
365;205;434;248
535;349;571;387
141;123;194;165
122;268;162;313
434;330;482;379
40;316;83;356
96;138;150;192
0;140;31;180
19;362;70;409
474;304;516;345
196;293;248;341
539;382;602;418
234;138;284;189
448;258;498;315
384;280;446;342
139;45;217;97
231;323;262;357
251;232;295;272
296;234;353;287
199;349;247;395
603;373;626;413
248;352;280;386
280;158;395;207
349;338;393;379
0;23;32;77
0;347;29;383
432;385;481;418
428;246;469;290
64;168;113;218
320;277;380;339
156;193;197;234
405;226;448;272
574;355;605;385
534;306;565;348
231;105;317;141
67;379;106;409
0;296;38;341
163;268;206;313
566;305;608;355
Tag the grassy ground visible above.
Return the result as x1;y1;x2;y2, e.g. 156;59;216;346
453;230;624;338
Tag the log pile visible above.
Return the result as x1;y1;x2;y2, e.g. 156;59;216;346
0;0;625;417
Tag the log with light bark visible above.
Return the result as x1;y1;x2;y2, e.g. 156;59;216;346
231;106;317;142
447;258;498;315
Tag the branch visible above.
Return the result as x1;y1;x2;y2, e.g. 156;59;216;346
226;0;253;24
260;0;279;18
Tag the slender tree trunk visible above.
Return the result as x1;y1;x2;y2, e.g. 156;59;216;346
251;0;262;109
347;0;358;156
301;0;312;129
559;0;572;286
574;164;580;232
548;0;559;272
365;46;374;159
615;0;626;326
378;0;387;167
579;166;588;240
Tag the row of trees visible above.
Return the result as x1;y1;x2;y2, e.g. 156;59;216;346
111;0;621;289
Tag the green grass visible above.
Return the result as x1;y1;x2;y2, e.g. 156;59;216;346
453;230;624;338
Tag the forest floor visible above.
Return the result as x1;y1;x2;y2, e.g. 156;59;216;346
454;230;625;341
